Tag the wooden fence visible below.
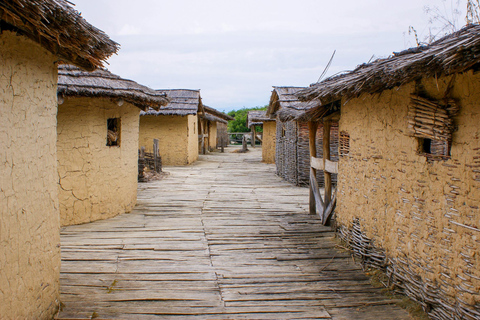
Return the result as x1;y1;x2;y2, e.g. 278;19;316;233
138;139;161;181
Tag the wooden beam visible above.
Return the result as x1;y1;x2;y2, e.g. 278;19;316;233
323;120;332;209
308;121;319;215
324;159;338;174
310;156;324;171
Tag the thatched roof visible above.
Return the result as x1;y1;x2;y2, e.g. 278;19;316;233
266;86;315;122
0;0;119;70
58;65;169;111
296;24;480;121
141;89;202;116
203;106;234;124
247;110;272;128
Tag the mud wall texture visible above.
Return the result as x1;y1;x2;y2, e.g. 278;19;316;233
139;114;198;165
187;114;199;163
57;97;140;226
208;121;218;152
336;71;480;318
262;121;276;163
0;31;60;319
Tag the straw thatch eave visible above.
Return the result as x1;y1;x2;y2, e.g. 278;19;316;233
247;110;273;128
203;105;234;122
0;0;118;70
296;24;480;121
58;65;168;111
266;86;313;122
141;89;202;116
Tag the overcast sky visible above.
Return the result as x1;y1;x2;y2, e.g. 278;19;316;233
73;0;468;112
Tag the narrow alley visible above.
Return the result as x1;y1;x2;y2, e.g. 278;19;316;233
57;147;411;320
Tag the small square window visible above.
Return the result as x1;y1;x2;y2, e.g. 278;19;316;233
107;118;121;146
418;138;450;160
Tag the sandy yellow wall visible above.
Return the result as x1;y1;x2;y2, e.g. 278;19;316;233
337;71;480;308
0;31;60;319
188;114;199;163
57;98;140;226
139;114;198;165
208;121;218;152
262;121;276;163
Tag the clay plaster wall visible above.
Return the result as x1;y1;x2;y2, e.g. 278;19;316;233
262;121;276;163
336;71;480;307
139;114;198;165
57;97;140;226
208;121;218;152
0;31;60;318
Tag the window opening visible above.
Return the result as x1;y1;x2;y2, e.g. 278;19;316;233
339;131;350;156
107;118;121;146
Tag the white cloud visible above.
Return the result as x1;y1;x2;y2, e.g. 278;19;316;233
73;0;469;111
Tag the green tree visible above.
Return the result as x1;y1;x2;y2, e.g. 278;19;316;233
227;106;267;133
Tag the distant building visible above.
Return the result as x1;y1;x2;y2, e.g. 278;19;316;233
203;106;234;151
139;89;203;165
267;87;338;186
247;110;276;163
57;65;168;226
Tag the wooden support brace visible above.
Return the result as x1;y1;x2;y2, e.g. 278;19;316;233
308;121;319;215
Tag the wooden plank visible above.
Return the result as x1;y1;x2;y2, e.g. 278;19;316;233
57;146;410;320
310;156;324;171
324;159;338;174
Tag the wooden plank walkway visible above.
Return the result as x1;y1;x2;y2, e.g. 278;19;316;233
57;147;412;319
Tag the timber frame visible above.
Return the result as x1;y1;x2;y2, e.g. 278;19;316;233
308;111;340;225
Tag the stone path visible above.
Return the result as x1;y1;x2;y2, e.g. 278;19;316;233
57;147;411;319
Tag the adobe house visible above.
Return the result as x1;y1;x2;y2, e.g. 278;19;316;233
247;110;276;163
296;25;480;320
267;86;338;186
57;65;168;226
0;0;117;318
203;105;234;152
139;89;203;165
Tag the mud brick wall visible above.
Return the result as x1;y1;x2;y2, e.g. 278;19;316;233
57;97;140;226
0;31;60;319
336;71;480;319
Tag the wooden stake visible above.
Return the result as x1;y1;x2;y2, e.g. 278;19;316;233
251;126;256;148
308;121;319;215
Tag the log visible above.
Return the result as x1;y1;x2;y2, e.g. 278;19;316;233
308;121;319;215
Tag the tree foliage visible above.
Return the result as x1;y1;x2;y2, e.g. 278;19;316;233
227;106;267;133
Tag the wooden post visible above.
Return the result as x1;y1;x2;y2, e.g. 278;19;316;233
251;126;256;148
308;121;319;215
323;120;332;208
138;146;146;181
153;139;160;173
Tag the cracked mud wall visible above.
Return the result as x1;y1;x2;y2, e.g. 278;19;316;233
57;97;140;226
139;114;198;165
262;121;276;163
336;71;480;308
0;31;60;319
